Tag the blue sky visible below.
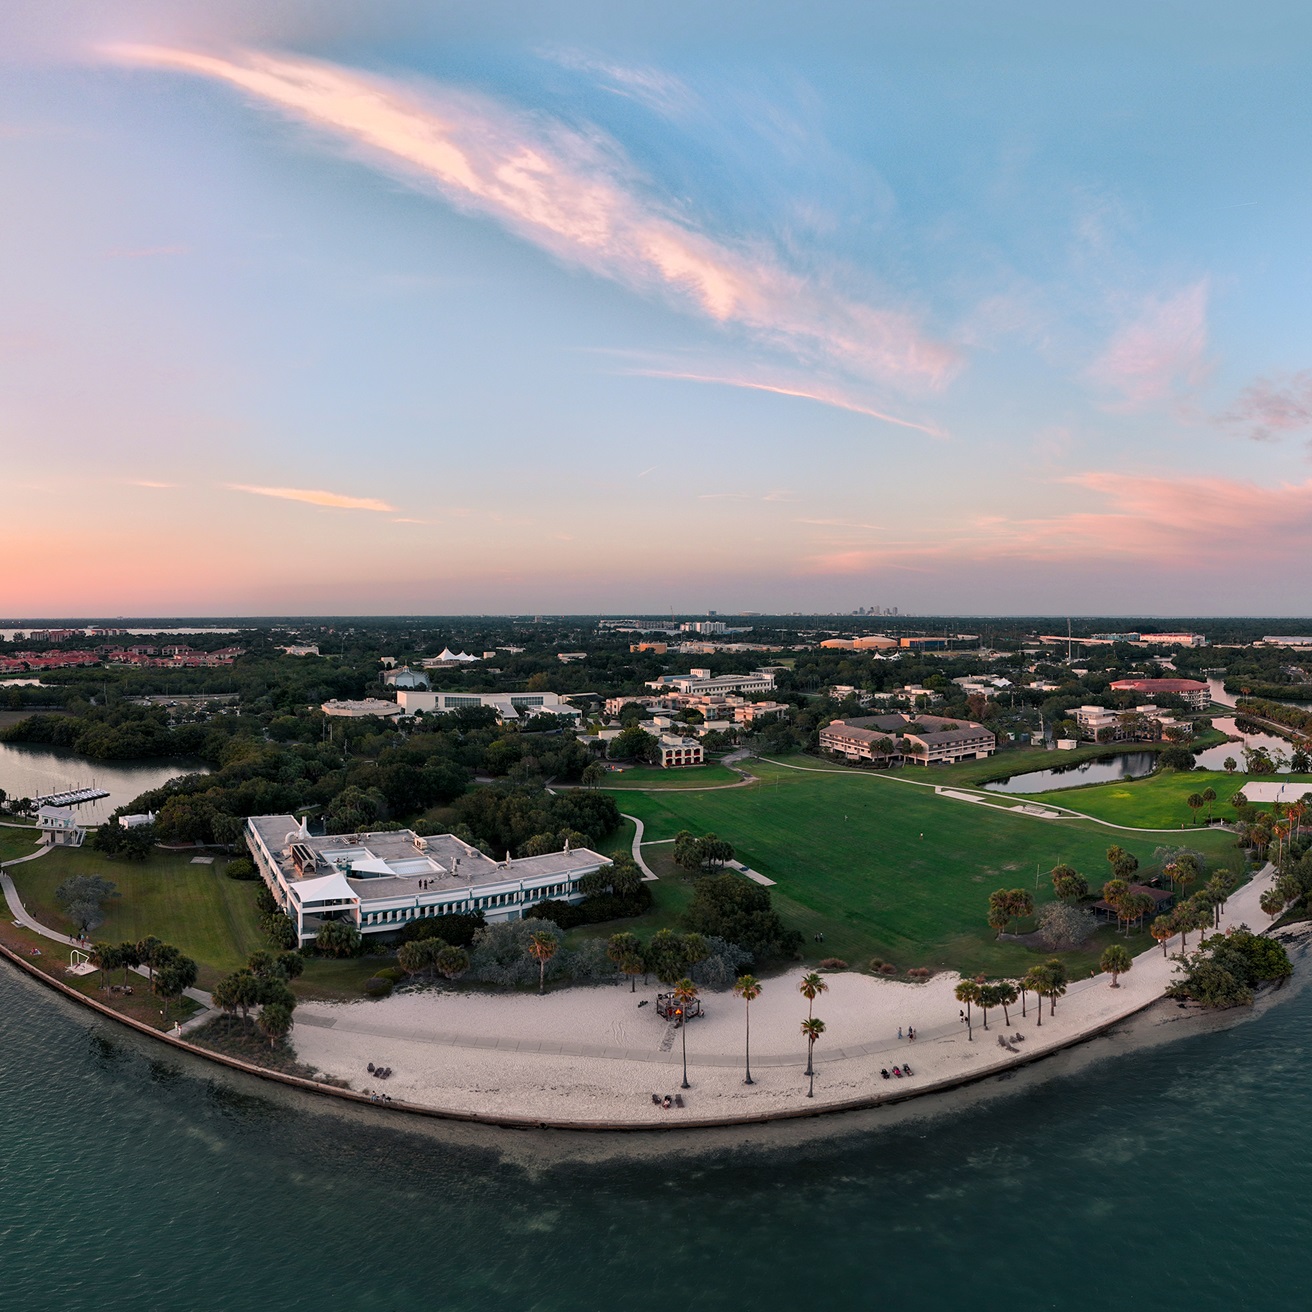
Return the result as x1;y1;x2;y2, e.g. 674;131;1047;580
2;1;1310;615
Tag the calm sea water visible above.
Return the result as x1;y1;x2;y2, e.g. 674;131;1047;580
2;963;1310;1312
0;743;207;822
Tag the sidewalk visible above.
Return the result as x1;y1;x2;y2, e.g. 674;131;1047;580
1;868;215;1011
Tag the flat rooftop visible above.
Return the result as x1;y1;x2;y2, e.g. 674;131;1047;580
248;815;606;899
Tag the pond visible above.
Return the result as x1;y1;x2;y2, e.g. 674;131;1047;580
0;742;208;822
985;715;1299;795
1193;717;1298;771
984;751;1158;794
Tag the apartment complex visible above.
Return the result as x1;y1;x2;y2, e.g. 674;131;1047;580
657;734;704;768
1108;678;1210;710
1071;704;1191;742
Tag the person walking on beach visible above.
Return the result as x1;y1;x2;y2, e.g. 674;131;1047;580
898;1026;903;1039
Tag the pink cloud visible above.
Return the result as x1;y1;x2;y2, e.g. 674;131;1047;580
1219;370;1312;443
1086;281;1210;409
799;470;1312;573
228;484;396;512
626;370;948;436
106;44;957;390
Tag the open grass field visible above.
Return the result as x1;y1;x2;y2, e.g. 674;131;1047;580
1026;769;1312;829
0;827;42;863
613;755;1238;976
7;847;266;986
599;762;745;789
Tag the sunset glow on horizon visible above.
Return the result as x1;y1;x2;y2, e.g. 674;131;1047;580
2;2;1310;615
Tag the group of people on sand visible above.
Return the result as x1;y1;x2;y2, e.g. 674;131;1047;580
896;1025;917;1041
880;1065;913;1079
651;1092;685;1110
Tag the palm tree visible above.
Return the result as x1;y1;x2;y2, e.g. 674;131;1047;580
1223;756;1237;774
1150;914;1175;956
977;982;998;1030
954;979;981;1040
1100;944;1132;987
801;1017;826;1098
1186;792;1205;825
798;971;828;1074
1042;958;1068;1016
89;941;116;990
1022;966;1048;1027
607;932;643;991
733;974;762;1085
798;971;827;1019
995;981;1018;1026
1259;888;1286;920
1201;787;1216;823
673;977;699;1090
527;930;558;993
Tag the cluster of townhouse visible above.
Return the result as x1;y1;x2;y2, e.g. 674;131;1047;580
819;712;997;766
0;649;101;674
245;815;610;945
1;643;244;673
106;644;245;668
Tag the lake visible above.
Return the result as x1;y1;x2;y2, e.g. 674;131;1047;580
0;742;207;821
1;957;1309;1312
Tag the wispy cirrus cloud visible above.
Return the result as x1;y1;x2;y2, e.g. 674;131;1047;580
626;369;948;436
123;479;176;489
227;484;396;512
799;470;1312;573
106;44;957;391
547;48;698;120
1086;281;1211;410
1219;370;1312;443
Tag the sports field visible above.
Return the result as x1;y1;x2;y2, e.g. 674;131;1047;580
7;847;266;985
612;756;1238;976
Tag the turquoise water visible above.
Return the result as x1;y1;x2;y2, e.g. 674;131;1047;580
2;965;1309;1312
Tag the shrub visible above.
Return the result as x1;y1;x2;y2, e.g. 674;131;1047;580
683;874;802;962
879;962;897;975
263;912;298;951
375;966;406;983
363;976;393;998
399;911;486;947
224;856;258;881
1037;902;1096;949
906;967;933;980
818;957;849;970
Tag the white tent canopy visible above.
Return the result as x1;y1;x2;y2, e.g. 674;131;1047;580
290;871;359;907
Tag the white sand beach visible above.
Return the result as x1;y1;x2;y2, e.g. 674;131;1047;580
290;864;1277;1127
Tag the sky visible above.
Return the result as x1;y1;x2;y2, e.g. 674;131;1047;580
2;1;1311;617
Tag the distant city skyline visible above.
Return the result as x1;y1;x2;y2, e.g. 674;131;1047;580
2;2;1310;614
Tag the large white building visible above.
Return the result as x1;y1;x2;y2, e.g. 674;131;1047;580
395;689;581;721
246;816;609;945
645;667;777;696
321;698;404;719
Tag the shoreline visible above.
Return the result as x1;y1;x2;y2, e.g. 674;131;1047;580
0;857;1281;1131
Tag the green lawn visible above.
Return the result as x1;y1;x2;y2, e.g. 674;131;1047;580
0;827;42;862
7;847;266;985
601;762;745;789
616;755;1238;976
1023;769;1312;829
